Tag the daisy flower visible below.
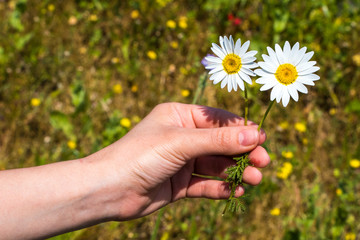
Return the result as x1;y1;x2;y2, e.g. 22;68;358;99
204;36;258;92
255;41;320;107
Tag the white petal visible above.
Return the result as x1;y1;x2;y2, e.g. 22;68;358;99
219;36;226;54
260;80;277;91
234;39;241;55
205;63;221;70
288;42;300;64
296;61;316;72
241;67;256;76
270;84;282;101
205;56;222;64
242;62;258;69
239;40;250;57
276;85;284;103
242;50;257;58
293;81;308;94
302;74;320;81
282;90;290;107
298;66;320;75
297;76;315;86
239;71;252;85
256;76;271;84
211;70;227;83
221;76;229;88
242;57;257;64
275;44;286;64
293;47;307;66
254;69;273;77
227;75;233;92
208;65;224;75
267;47;279;65
283;41;291;61
224;36;233;54
287;84;299;101
229;35;234;52
236;73;245;90
232;74;238;91
211;43;226;59
258;61;277;73
262;54;272;63
298;51;314;65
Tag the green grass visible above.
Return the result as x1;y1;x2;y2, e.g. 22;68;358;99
1;0;360;239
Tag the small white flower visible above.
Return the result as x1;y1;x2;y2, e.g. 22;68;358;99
204;36;258;92
255;41;320;107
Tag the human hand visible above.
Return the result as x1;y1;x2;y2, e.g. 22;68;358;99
90;102;269;221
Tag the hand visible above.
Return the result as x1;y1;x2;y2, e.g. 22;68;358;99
90;102;270;220
0;102;270;239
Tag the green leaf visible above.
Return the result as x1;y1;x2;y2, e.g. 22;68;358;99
49;111;75;139
345;99;360;114
71;81;87;113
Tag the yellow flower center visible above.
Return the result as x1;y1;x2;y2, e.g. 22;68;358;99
222;54;242;74
275;63;298;85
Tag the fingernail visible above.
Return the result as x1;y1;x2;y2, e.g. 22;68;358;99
238;129;258;146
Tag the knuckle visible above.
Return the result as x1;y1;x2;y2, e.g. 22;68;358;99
212;128;233;151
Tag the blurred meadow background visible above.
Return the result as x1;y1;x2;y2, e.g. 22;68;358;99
1;0;360;239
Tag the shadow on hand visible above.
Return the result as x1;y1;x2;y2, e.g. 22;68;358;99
198;105;258;127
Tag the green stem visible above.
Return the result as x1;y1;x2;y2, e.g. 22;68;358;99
192;73;207;104
151;208;165;240
222;183;236;216
244;84;249;126
258;100;275;131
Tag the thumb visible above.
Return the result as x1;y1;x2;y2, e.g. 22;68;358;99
178;125;265;159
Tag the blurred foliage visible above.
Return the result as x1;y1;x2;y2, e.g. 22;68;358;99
0;0;360;239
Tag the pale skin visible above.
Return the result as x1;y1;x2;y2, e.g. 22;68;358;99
0;103;270;239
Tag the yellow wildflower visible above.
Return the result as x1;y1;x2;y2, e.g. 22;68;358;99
282;151;294;159
30;98;41;107
8;1;16;10
68;16;77;25
178;16;188;29
170;41;179;49
279;121;289;130
181;89;190;97
295;122;306;133
336;188;342;196
79;47;87;54
277;162;293;180
270;208;280;216
156;0;172;7
132;116;141;123
67;140;77;149
131;85;138;93
180;67;188;75
345;233;356;240
48;4;55;12
111;57;120;64
120;118;131;128
89;14;98;22
302;138;308;145
166;20;176;29
112;84;123;94
131;10;139;19
147;51;157;60
352;54;360;66
329;108;337;115
349;159;360;168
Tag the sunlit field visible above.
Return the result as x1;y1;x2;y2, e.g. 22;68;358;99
1;0;360;239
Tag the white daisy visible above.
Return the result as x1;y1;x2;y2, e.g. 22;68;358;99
204;36;258;92
255;41;320;107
